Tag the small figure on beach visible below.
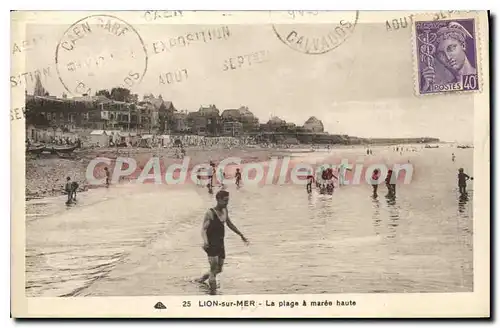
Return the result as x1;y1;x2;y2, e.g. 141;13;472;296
64;177;73;204
104;167;110;187
196;168;204;187
458;168;473;195
306;170;315;193
195;190;249;292
452;153;456;162
71;181;79;201
371;169;381;196
385;169;396;196
218;167;226;187
320;168;337;195
338;163;352;187
235;168;242;187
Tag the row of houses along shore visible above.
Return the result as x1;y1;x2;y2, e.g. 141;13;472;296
25;90;359;146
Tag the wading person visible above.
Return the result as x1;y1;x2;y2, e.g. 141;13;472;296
338;163;352;187
458;168;473;194
371;169;381;196
385;169;396;196
196;190;249;291
306;171;315;194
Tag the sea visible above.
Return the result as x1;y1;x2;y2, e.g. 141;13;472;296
25;145;474;296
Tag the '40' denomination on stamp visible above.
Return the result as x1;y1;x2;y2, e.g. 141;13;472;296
415;18;479;95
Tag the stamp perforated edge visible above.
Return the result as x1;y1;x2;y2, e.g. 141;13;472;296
410;11;487;97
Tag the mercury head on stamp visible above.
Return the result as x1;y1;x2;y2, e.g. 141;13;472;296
271;11;358;55
416;19;478;94
55;15;148;96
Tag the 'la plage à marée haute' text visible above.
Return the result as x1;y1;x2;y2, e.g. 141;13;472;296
197;300;356;308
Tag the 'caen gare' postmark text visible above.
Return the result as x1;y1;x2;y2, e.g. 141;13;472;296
55;14;148;96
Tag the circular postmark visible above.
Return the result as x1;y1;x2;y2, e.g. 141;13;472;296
271;11;359;55
55;15;148;96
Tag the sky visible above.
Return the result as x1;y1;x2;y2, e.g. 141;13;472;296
13;14;475;142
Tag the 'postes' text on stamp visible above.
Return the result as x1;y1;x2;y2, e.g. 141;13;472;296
415;19;479;95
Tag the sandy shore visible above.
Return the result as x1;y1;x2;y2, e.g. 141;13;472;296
25;146;283;200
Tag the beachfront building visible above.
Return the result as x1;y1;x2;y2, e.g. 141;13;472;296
139;94;177;133
265;116;288;132
99;100;142;130
25;94;102;131
172;110;189;133
303;116;324;133
159;100;177;133
223;121;243;137
187;105;222;136
221;106;260;133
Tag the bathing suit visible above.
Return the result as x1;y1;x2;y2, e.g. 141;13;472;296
205;208;227;258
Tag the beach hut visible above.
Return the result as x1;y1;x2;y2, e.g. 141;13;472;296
129;132;139;146
174;138;183;147
118;131;131;146
139;134;154;148
160;135;171;147
89;130;109;147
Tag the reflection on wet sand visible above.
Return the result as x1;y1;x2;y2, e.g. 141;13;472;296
458;192;469;215
372;194;381;236
386;194;400;239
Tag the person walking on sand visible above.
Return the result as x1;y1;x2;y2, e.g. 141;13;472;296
235;168;242;187
64;177;73;204
71;181;79;201
104;167;111;187
458;168;473;194
195;190;249;291
452;153;456;162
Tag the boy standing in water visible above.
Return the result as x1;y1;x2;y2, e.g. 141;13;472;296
458;168;473;194
371;169;381;195
338;163;352;186
196;190;249;291
306;170;315;193
385;169;396;196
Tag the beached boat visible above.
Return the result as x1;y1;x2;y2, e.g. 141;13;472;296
424;144;439;149
26;144;45;154
43;144;79;154
457;145;472;149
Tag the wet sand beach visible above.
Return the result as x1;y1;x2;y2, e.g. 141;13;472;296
25;145;473;297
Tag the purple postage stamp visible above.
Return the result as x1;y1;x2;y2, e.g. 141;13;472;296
415;18;479;95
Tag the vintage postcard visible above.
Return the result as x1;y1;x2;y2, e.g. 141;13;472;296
11;10;490;318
